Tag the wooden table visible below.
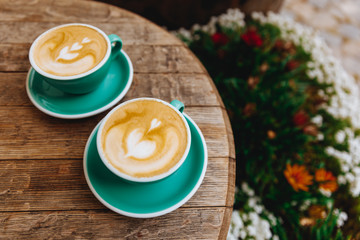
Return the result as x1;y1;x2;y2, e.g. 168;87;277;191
0;0;235;239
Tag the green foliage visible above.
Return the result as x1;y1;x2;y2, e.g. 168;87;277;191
308;209;349;240
178;16;360;239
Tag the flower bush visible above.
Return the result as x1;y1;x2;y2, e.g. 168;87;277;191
175;9;360;239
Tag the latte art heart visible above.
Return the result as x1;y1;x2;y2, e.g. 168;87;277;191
125;128;157;159
32;25;107;76
100;100;188;178
56;41;85;61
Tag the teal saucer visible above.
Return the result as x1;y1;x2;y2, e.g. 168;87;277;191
26;50;133;119
83;114;208;218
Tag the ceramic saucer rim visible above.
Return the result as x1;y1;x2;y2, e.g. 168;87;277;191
83;113;208;218
26;49;133;119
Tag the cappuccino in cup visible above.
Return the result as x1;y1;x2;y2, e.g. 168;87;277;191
31;25;107;77
29;23;123;94
97;98;191;182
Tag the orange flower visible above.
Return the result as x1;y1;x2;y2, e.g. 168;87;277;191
315;168;338;192
284;164;313;192
308;205;327;219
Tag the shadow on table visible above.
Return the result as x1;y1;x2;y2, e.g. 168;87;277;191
97;0;284;30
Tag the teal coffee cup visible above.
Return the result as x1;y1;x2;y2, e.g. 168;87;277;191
29;23;122;94
97;98;191;183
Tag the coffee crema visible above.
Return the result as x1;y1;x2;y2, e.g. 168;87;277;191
32;25;107;76
100;100;188;178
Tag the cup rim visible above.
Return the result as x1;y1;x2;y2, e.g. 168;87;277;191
29;23;111;80
96;97;192;183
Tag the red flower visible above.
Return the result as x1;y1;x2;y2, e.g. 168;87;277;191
293;110;309;127
274;39;284;50
243;103;256;117
211;32;229;46
286;60;300;71
241;29;263;47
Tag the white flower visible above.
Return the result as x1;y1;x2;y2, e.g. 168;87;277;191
340;212;348;221
336;210;348;227
248;198;257;208
335;131;346;143
268;214;277;226
247;225;256;236
191;24;201;32
326;138;360;196
226;234;237;240
317;133;324;141
345;172;355;182
242;182;255;196
350;177;360;196
229;183;275;239
260;220;272;239
251;12;267;24
249;212;259;225
218;9;245;29
176;28;192;40
228;211;242;239
325;146;335;155
353;167;360;175
254;205;263;214
240;230;247;239
300;199;312;211
319;188;332;197
327;201;333;210
338;175;347;184
311;115;323;126
341;164;350;172
201;25;215;35
232;210;244;229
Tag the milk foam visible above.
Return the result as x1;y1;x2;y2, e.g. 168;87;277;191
125;128;157;159
101;100;188;178
33;25;107;76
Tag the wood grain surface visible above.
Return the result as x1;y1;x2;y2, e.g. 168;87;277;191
0;0;235;239
0;157;234;211
0;208;230;239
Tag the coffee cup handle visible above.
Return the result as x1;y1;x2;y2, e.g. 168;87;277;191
170;100;185;113
108;34;122;59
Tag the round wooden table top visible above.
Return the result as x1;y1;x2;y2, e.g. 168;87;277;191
0;0;235;239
